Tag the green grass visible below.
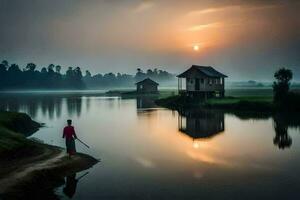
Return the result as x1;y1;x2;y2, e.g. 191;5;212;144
106;89;177;99
0;127;33;154
204;97;274;112
156;95;275;112
206;96;273;105
0;111;40;155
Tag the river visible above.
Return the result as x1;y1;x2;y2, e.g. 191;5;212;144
0;92;300;199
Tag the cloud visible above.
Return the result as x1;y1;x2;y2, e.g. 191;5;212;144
0;0;299;80
186;22;222;31
134;1;155;13
187;4;279;16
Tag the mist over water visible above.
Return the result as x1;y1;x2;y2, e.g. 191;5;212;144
1;92;300;199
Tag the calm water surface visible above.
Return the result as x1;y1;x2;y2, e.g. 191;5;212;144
1;93;300;199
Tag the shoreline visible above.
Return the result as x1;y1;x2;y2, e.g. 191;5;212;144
155;95;300;113
0;111;99;199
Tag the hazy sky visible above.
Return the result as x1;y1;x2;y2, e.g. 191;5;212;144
0;0;299;81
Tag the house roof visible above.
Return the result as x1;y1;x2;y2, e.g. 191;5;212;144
135;78;159;86
177;65;228;78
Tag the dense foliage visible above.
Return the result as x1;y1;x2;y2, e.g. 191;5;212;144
0;60;176;90
273;68;293;104
0;60;85;90
83;68;175;88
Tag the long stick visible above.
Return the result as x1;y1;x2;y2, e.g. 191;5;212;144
77;172;89;181
76;138;90;148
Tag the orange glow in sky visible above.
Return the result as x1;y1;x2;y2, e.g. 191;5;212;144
0;1;299;80
193;45;199;51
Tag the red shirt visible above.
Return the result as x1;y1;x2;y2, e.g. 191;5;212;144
63;126;77;140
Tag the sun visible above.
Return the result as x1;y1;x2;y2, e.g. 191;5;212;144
193;45;199;51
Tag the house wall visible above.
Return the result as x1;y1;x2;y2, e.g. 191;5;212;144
137;83;158;93
183;71;224;92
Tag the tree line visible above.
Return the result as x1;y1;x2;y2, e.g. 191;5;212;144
0;60;85;90
0;60;176;90
84;68;175;88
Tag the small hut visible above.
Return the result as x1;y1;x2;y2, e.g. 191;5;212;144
135;78;159;93
177;65;227;98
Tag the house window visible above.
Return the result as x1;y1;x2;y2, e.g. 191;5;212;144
209;79;212;85
220;78;223;85
201;78;204;84
140;85;143;89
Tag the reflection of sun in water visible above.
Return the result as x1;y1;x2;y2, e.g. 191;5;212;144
193;45;199;51
193;142;200;149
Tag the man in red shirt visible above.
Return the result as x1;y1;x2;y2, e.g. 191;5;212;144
63;119;77;157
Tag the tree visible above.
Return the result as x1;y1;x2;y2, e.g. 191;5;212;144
273;68;293;104
66;67;74;84
48;64;55;73
41;67;47;74
0;64;6;74
1;60;9;68
26;63;36;71
147;69;153;76
135;68;145;81
55;65;61;74
8;64;21;73
85;70;92;78
74;67;83;79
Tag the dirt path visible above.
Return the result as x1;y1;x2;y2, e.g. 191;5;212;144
0;145;98;196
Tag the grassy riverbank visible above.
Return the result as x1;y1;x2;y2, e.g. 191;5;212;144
155;94;300;112
106;89;177;99
0;111;98;199
0;111;41;157
204;96;275;112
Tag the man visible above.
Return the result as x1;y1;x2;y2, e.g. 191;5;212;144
63;119;77;157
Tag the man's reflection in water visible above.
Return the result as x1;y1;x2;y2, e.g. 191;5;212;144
63;174;78;198
63;172;89;198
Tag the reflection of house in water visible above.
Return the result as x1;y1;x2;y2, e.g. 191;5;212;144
178;109;224;139
136;96;158;110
